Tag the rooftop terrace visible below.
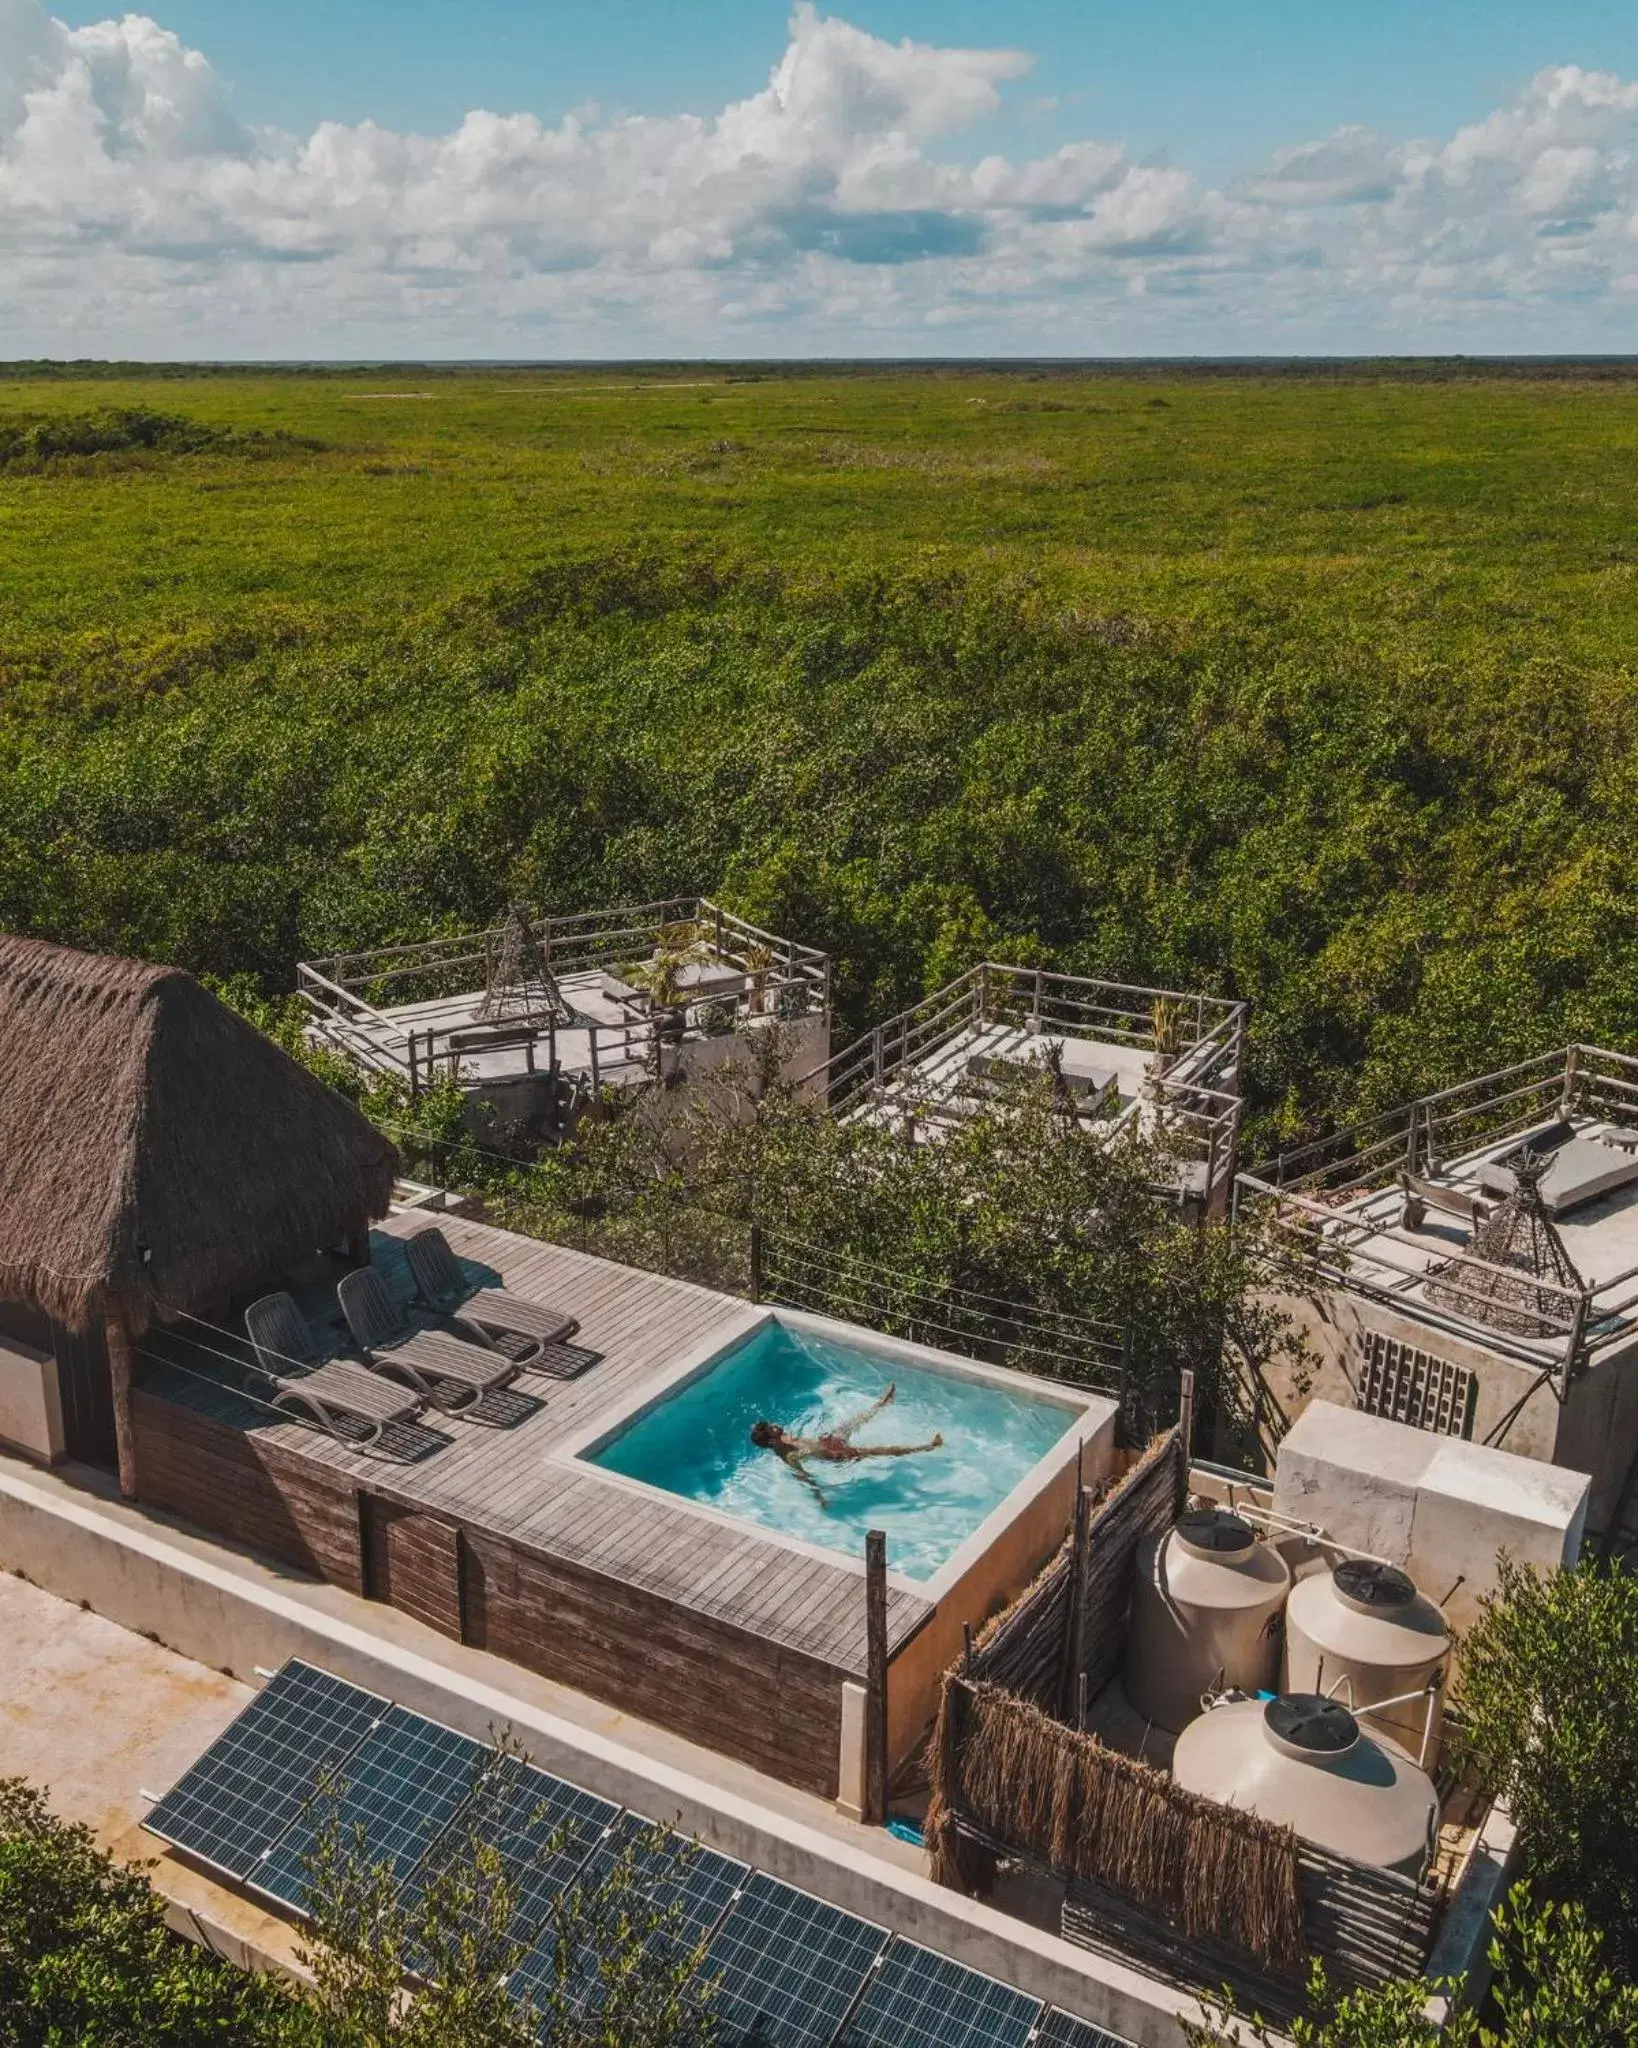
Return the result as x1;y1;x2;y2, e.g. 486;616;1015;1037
125;1210;1113;1803
801;965;1246;1213
1236;1045;1638;1378
133;1215;934;1684
298;897;830;1103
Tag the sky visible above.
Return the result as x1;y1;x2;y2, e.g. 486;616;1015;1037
8;0;1638;357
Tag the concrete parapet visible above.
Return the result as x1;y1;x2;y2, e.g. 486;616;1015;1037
1272;1402;1589;1642
0;1450;1203;2048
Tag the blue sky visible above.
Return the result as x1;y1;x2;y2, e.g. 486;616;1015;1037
51;0;1638;181
12;1;1638;355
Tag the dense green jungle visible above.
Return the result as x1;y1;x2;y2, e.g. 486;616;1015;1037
3;360;1637;1154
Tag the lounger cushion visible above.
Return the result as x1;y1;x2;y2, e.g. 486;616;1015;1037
1477;1136;1638;1214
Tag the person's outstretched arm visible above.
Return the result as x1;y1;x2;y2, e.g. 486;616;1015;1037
782;1450;830;1508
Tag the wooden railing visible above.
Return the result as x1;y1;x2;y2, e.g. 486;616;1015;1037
298;897;830;1095
1237;1043;1638;1376
800;964;1246;1206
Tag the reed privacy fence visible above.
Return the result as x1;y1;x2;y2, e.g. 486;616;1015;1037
949;1429;1184;1719
922;1427;1449;2011
300;897;830;1097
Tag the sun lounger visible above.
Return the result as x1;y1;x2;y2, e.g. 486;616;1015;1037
1397;1171;1492;1232
243;1291;422;1446
337;1265;521;1413
403;1227;579;1365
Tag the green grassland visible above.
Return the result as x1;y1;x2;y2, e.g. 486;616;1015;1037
3;361;1638;1148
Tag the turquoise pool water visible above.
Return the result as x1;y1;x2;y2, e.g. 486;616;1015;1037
584;1321;1079;1581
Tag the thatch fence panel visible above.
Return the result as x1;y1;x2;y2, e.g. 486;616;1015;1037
923;1425;1445;2002
961;1428;1183;1718
965;1546;1073;1707
930;1680;1304;1972
1070;1429;1183;1707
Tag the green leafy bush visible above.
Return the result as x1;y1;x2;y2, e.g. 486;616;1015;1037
1456;1557;1638;1972
0;408;313;468
0;1777;292;2046
1186;1885;1638;2047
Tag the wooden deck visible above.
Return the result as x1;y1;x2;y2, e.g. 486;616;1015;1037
133;1212;934;1679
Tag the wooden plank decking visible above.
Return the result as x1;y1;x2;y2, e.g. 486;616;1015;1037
133;1212;934;1678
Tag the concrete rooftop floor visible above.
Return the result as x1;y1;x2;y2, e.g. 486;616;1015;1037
0;1568;304;1972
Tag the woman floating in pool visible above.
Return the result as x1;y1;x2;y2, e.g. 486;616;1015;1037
750;1383;943;1507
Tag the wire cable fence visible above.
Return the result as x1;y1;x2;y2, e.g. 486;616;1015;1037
380;1123;1133;1400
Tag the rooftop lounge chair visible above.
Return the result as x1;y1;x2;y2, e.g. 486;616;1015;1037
337;1265;522;1414
243;1291;423;1447
403;1226;580;1366
1398;1171;1493;1233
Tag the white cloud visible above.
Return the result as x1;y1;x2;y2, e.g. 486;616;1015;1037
1;5;1637;352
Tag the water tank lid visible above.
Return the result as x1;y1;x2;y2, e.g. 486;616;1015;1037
1264;1693;1359;1756
1175;1508;1256;1558
1333;1559;1416;1613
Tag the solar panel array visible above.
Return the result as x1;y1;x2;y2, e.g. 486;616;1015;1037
706;1871;890;2047
143;1658;1134;2048
837;1938;1042;2048
144;1661;387;1882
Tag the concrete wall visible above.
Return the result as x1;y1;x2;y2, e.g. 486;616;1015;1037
1271;1401;1589;1646
1551;1337;1638;1536
0;1451;1206;2048
1260;1281;1638;1542
0;1333;63;1463
675;1009;831;1107
1258;1286;1563;1467
886;1408;1118;1765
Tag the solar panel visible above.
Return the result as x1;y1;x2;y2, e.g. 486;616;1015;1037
144;1660;387;1882
703;1871;889;2048
1033;2010;1138;2048
513;1810;746;2016
405;1751;619;1946
835;1937;1042;2048
254;1704;488;1910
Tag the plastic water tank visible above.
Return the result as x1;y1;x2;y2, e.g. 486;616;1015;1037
1172;1693;1439;1878
1283;1560;1450;1766
1122;1509;1292;1735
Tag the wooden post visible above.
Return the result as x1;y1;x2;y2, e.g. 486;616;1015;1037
864;1529;888;1826
1561;1044;1582;1119
1177;1367;1197;1509
104;1304;138;1501
748;1222;763;1304
1060;1443;1091;1720
588;1025;600;1096
1564;1289;1590;1389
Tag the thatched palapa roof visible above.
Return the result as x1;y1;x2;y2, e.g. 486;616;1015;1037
0;935;398;1334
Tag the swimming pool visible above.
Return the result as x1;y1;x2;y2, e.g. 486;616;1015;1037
582;1318;1082;1581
